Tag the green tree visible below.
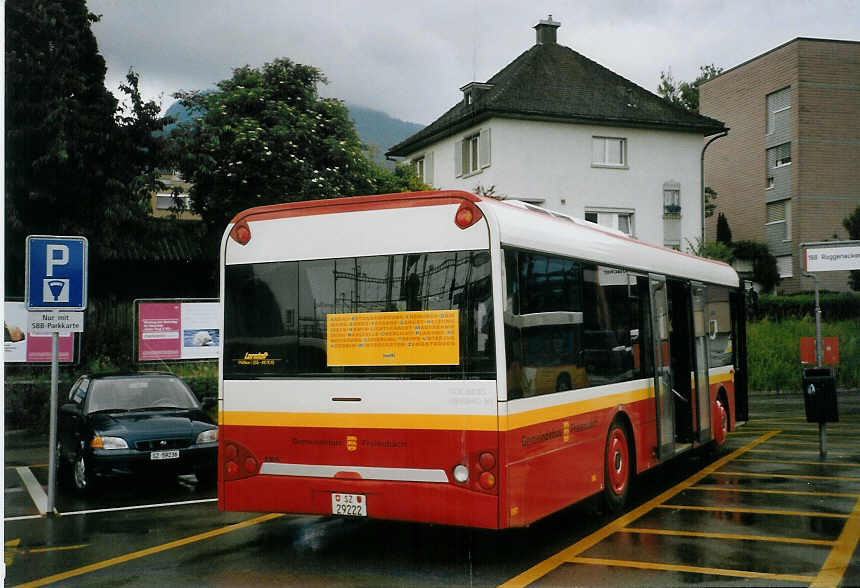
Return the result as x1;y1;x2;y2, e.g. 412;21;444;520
5;0;168;291
169;58;426;249
657;64;723;112
716;212;733;245
704;186;718;218
843;205;860;290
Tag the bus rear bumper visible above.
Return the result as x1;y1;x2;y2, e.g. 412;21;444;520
220;474;500;529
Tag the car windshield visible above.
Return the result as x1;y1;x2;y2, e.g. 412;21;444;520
86;377;198;413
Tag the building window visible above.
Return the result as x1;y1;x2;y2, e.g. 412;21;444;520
155;193;192;210
767;176;774;190
455;129;490;177
766;87;791;135
766;199;791;241
411;152;433;185
592;136;627;167
768;142;791;168
776;255;793;278
584;209;634;236
413;157;425;181
663;188;681;216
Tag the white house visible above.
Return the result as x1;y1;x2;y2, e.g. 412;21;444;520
387;17;728;250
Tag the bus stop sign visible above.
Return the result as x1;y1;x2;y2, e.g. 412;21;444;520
25;236;88;311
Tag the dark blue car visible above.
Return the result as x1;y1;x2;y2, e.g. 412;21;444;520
57;373;217;492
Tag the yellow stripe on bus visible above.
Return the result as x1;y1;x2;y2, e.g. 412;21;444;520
505;387;653;431
223;373;732;432
222;411;499;431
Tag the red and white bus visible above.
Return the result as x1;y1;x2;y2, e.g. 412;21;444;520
218;190;748;529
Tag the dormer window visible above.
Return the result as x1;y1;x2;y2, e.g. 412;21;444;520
460;82;493;107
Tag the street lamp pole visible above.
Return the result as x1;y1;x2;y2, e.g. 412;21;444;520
700;130;728;247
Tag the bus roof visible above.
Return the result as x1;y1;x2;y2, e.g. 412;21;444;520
226;190;738;288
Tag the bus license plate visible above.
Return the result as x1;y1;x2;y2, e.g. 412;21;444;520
331;493;367;516
150;450;180;460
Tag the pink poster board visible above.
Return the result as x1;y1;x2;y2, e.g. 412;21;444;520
138;302;182;361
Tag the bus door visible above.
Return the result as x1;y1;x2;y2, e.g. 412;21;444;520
648;275;675;459
692;283;712;443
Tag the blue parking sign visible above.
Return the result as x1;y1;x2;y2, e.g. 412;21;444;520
26;236;88;310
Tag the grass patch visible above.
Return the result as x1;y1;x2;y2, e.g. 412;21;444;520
747;317;859;392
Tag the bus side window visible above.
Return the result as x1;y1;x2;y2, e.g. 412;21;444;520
503;249;524;399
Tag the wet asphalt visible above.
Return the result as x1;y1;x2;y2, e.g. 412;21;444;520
4;391;860;587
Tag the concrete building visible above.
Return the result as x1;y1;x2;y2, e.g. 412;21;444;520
700;38;860;293
387;17;726;250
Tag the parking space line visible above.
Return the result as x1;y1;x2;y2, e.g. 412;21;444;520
621;527;836;546
747;448;856;456
57;498;218;517
690;485;859;499
15;512;284;588
497;430;780;588
568;556;815;584
714;471;860;482
16;467;48;515
767;439;858;448
655;504;850;518
811;492;860;587
5;465;48;470
4;515;44;522
735;457;860;468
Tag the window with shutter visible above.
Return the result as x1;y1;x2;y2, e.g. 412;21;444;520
767;142;791;168
766;87;791;134
766;199;791;240
456;130;489;177
592;136;627;167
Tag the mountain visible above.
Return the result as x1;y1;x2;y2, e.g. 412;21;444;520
160;99;423;168
346;104;423;168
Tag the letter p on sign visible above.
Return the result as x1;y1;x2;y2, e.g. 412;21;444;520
46;244;69;276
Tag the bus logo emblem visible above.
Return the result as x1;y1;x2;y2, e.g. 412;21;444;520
346;436;358;451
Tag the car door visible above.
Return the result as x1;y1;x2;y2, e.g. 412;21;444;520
59;377;89;459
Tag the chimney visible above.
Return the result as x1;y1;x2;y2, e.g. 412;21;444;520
534;15;561;45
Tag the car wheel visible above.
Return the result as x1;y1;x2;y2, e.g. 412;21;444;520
73;454;96;493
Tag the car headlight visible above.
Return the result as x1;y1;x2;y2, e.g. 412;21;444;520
196;428;218;444
91;436;128;450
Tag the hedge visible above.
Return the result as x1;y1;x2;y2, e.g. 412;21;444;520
756;292;860;321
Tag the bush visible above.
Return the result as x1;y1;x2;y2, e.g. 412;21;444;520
733;240;779;292
758;292;860;321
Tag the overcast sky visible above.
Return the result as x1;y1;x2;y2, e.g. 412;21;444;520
88;0;860;126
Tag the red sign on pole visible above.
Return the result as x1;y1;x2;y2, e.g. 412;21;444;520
800;336;839;365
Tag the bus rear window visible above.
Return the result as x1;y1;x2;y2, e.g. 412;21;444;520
224;250;495;379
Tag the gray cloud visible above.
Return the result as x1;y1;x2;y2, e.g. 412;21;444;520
89;0;860;125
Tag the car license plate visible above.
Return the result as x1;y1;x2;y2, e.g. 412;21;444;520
150;450;180;460
331;493;367;516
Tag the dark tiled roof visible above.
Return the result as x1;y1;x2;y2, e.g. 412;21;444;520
388;42;727;156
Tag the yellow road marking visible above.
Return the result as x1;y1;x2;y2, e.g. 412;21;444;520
498;430;780;588
15;513;283;588
735;457;860;468
621;526;836;546
5;539;89;566
714;471;860;482
811;492;860;587
569;556;815;584
656;504;849;518
690;485;859;499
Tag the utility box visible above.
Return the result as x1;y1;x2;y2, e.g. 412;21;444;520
802;367;838;423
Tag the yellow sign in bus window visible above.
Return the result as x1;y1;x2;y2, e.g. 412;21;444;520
327;310;459;366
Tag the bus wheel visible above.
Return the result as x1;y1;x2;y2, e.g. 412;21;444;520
603;419;632;514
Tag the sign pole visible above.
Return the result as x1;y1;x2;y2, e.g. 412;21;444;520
25;235;89;517
47;332;59;515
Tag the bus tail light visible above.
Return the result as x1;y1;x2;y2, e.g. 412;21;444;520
223;441;259;481
230;220;252;245
472;449;498;494
454;202;482;229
